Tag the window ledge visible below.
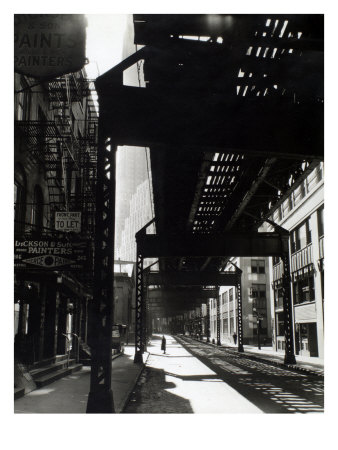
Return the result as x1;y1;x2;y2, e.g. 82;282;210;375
294;301;316;308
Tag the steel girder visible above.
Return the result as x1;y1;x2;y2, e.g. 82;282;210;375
146;271;239;286
136;229;295;363
86;117;115;414
134;248;145;363
236;271;244;352
137;232;289;258
148;287;218;300
96;46;323;160
281;254;297;364
206;301;211;342
216;288;221;346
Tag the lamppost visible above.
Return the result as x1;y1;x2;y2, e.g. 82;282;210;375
253;307;263;350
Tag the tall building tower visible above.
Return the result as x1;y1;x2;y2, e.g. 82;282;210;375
115;15;154;256
118;178;155;261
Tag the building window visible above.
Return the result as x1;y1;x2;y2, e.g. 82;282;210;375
229;288;233;303
291;219;312;253
316;164;323;182
16;76;31;121
317;206;324;237
251;259;265;274
276;312;284;336
272;256;281;265
293;274;315;304
274;288;284;309
14;164;26;234
30;185;44;233
252;284;267;311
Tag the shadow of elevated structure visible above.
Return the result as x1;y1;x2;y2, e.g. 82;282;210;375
124;366;194;414
176;336;323;414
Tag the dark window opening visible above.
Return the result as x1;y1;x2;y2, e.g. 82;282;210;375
251;259;265;274
276;312;284;336
317;206;324;237
31;185;44;233
14;164;26;234
291;219;312;253
293;275;315;304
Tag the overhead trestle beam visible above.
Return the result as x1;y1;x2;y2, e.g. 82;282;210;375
137;232;288;258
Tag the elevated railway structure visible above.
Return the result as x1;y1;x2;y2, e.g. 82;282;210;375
87;14;323;412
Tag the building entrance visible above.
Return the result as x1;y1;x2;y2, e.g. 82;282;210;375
295;323;318;357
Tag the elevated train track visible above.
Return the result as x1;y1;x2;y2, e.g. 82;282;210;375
87;14;323;412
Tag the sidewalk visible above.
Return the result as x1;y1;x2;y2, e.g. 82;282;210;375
188;337;324;376
14;345;149;413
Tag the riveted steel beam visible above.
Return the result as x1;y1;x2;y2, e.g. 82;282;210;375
96;47;323;161
146;271;238;286
136;232;289;258
86;117;115;414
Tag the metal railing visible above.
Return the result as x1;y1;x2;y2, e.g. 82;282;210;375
62;332;81;367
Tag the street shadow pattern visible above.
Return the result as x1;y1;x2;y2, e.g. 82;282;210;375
176;336;324;414
124;366;194;414
149;353;195;358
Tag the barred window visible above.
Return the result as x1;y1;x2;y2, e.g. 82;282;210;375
251;259;265;274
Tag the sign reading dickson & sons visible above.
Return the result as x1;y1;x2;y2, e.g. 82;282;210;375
14;238;89;271
14;14;87;79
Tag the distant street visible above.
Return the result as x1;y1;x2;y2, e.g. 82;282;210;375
124;334;324;414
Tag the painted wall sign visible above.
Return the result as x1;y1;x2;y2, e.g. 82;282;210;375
14;14;87;79
55;211;81;232
14;238;89;271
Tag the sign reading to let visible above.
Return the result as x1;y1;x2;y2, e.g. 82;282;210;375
14;14;87;79
55;212;81;233
14;238;89;271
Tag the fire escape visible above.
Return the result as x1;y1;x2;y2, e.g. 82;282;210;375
15;72;98;285
15;72;98;236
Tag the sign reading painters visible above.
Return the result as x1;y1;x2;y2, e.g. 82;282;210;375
55;212;81;233
14;238;88;271
14;14;87;79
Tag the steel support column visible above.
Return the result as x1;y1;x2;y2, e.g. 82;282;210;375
216;288;221;346
143;274;149;353
236;272;244;352
86;118;115;413
134;248;144;363
206;301;210;342
198;309;203;340
282;253;297;364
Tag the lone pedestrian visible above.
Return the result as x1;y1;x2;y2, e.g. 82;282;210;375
161;335;166;354
233;332;237;345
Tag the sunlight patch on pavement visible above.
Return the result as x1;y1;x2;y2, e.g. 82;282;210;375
146;335;262;413
28;387;55;396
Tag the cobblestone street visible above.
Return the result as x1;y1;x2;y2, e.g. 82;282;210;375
124;334;324;414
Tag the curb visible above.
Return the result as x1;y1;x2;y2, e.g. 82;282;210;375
178;336;324;378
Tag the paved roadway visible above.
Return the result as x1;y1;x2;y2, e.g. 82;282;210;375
124;334;324;414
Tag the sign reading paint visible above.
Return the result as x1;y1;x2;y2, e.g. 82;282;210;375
55;212;81;233
14;14;87;79
14;238;89;271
